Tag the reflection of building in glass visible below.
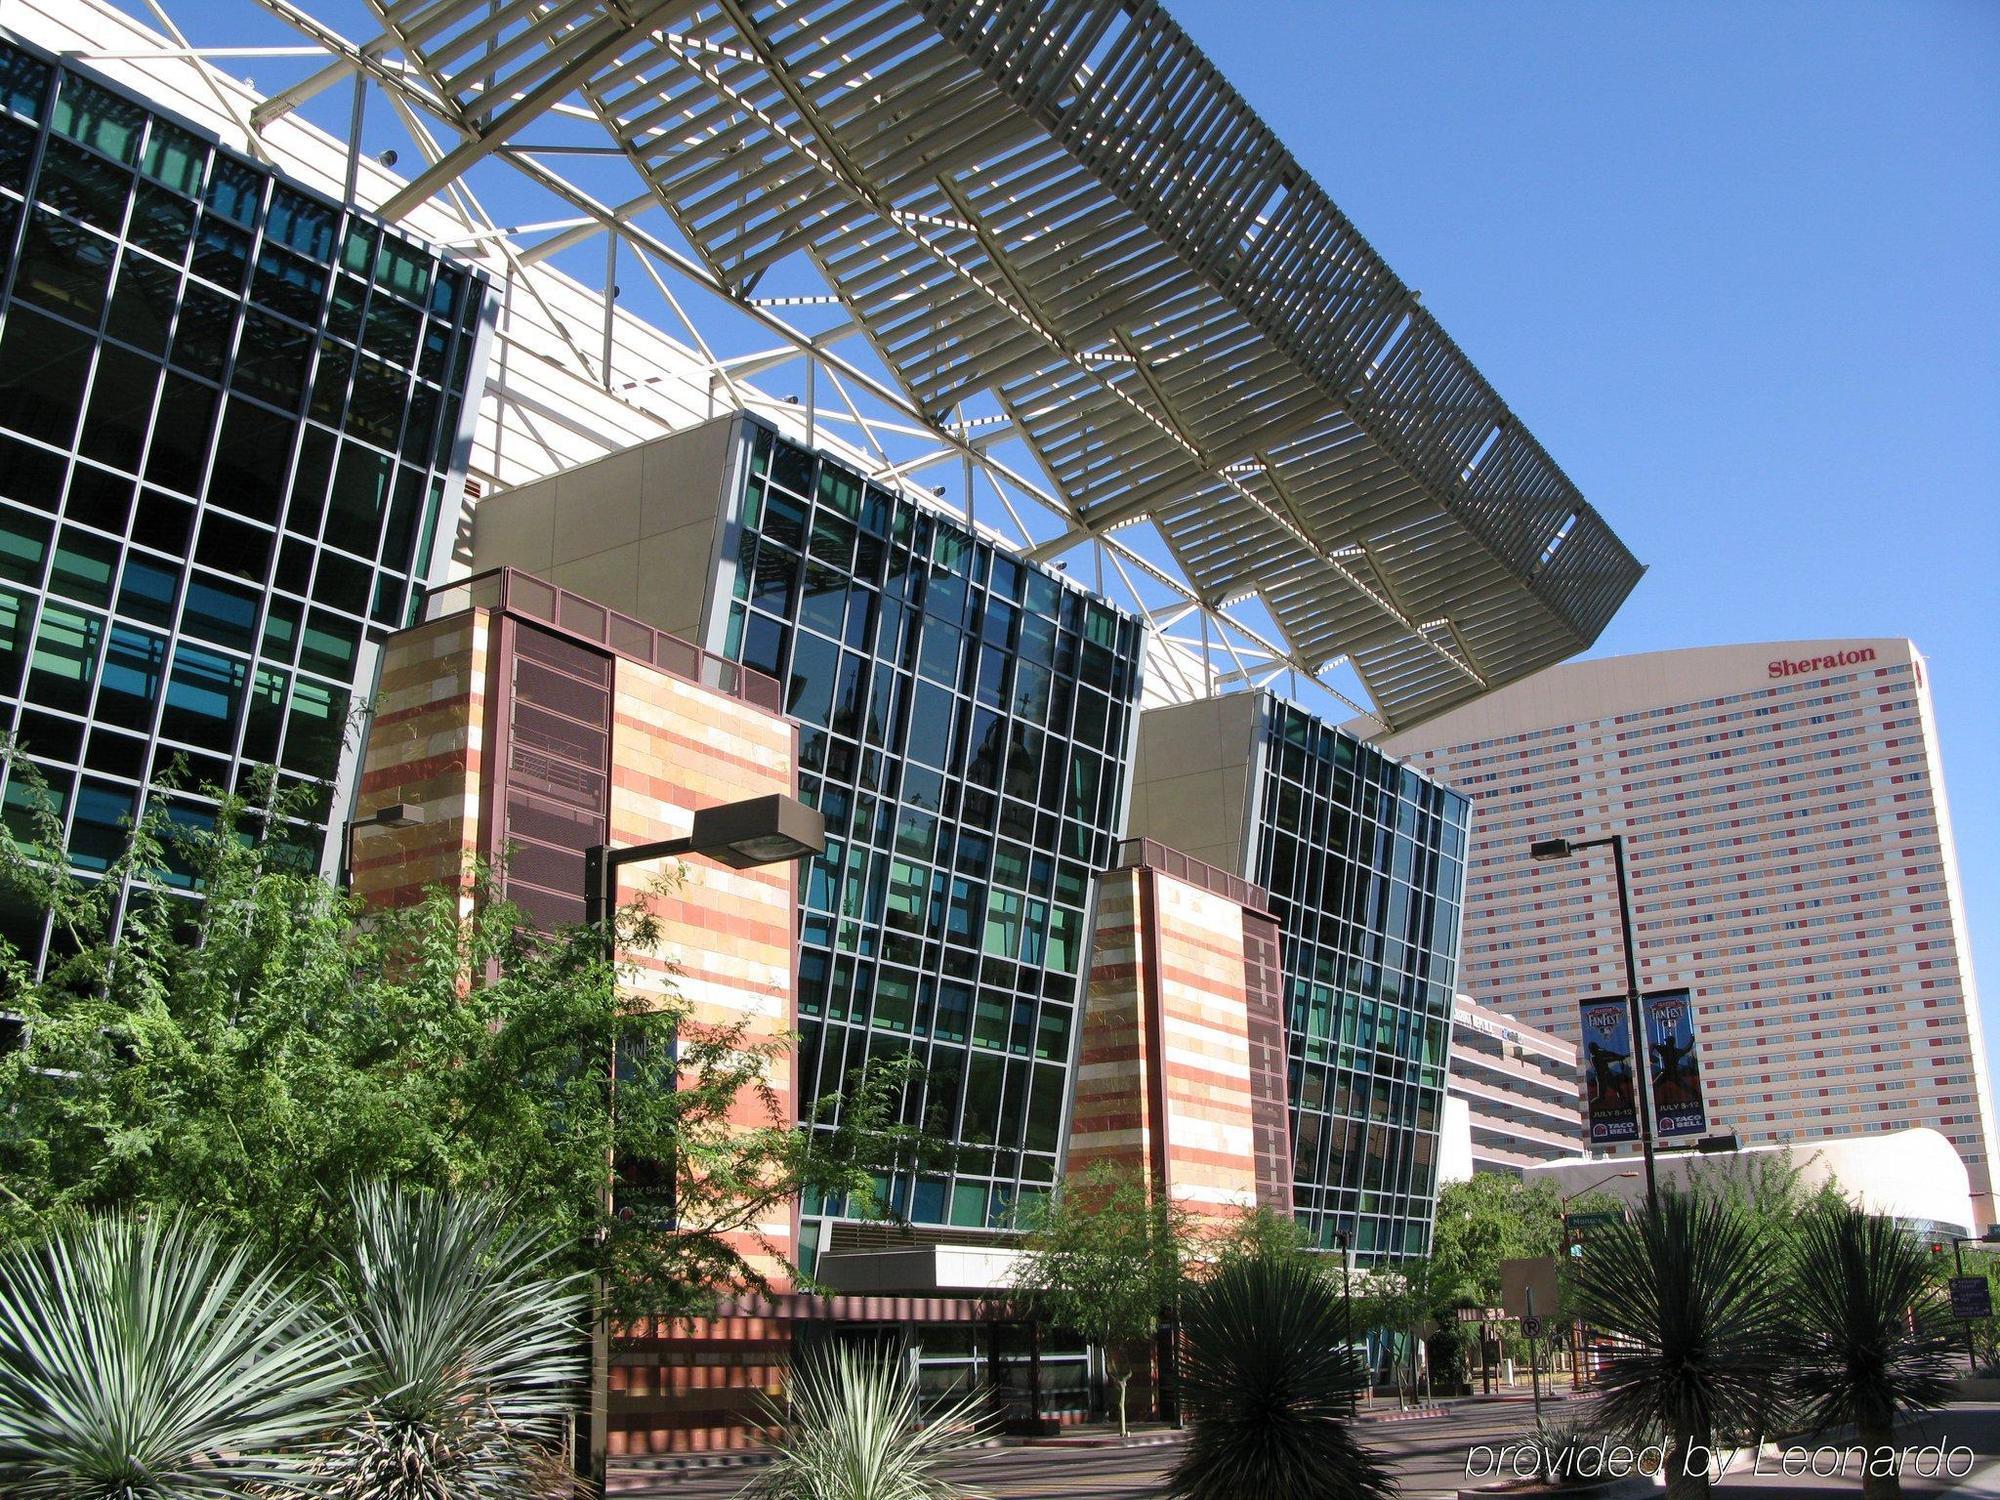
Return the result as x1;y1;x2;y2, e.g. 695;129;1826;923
1124;691;1469;1260
471;414;1145;1264
0;35;485;967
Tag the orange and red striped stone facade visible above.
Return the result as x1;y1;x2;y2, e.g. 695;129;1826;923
354;570;801;1454
1070;843;1293;1227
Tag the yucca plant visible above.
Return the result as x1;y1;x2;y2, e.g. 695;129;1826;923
745;1343;994;1500
0;1211;353;1500
1166;1254;1390;1500
1571;1191;1785;1500
319;1182;589;1500
1786;1204;1956;1500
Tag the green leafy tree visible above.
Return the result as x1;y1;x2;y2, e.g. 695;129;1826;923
0;1211;354;1500
1571;1191;1786;1500
0;761;925;1319
1429;1174;1564;1310
1786;1205;1957;1500
1010;1163;1193;1436
1168;1254;1390;1500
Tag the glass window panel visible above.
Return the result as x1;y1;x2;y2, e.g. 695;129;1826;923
27;602;100;713
191;218;250;292
280;676;346;780
96;622;167;734
260;595;299;662
230;311;311;410
168;282;235;380
324;444;390;554
785;631;838;728
161;641;246;751
0;43;51;120
48;528;115;607
372;235;430;303
299;609;358;679
142;374;218;496
13;209;113;325
0;586;26;697
105;253;178;356
35;136;129;230
202;155;262;228
127;181;194;261
140;119;206;194
0;116;32;196
0;434;66;514
51;76;143;164
0;507;50;585
208;397;292;523
250;244;326;325
310;551;368;614
69;778;134;872
115;554;178;626
77;345;159;473
193;510;271;584
266;185;336;262
362;296;418;365
379;465;424;572
344;356;404;447
284;425;335;539
181;572;258;651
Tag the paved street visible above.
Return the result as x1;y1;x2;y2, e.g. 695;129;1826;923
618;1400;2000;1500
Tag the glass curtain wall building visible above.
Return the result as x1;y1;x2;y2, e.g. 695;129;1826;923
0;34;487;967
1252;702;1467;1257
468;414;1147;1266
1126;690;1469;1259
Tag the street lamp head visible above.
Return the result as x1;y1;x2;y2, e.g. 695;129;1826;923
687;793;826;869
1529;837;1574;863
366;802;426;830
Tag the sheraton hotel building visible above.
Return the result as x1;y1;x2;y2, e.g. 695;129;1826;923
0;0;1647;1448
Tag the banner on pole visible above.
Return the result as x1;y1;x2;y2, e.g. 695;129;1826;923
1645;988;1708;1138
1579;997;1639;1144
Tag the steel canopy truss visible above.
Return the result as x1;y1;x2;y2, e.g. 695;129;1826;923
238;0;1642;731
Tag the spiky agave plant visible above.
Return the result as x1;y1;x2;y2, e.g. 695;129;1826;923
320;1182;589;1500
745;1343;994;1500
1166;1254;1391;1500
1786;1204;1956;1500
0;1212;353;1500
1571;1191;1785;1500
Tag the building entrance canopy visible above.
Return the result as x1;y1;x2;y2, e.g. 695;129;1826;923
243;0;1641;730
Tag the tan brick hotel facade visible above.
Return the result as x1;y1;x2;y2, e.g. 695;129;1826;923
1372;639;1998;1220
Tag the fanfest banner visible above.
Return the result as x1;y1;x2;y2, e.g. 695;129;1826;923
1645;988;1709;1138
1578;997;1640;1145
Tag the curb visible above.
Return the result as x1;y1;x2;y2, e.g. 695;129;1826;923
1019;1430;1186;1448
1358;1406;1452;1424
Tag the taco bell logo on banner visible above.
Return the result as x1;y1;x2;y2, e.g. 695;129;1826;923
1645;989;1708;1138
1578;998;1639;1144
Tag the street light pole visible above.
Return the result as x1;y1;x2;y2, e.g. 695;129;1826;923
1530;833;1659;1209
1558;1169;1638;1389
577;793;826;1500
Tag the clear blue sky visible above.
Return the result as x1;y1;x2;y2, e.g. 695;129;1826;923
127;1;2000;1078
1166;0;2000;1064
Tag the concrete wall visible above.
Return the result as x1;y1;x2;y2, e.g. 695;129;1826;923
1122;692;1262;877
469;416;740;644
